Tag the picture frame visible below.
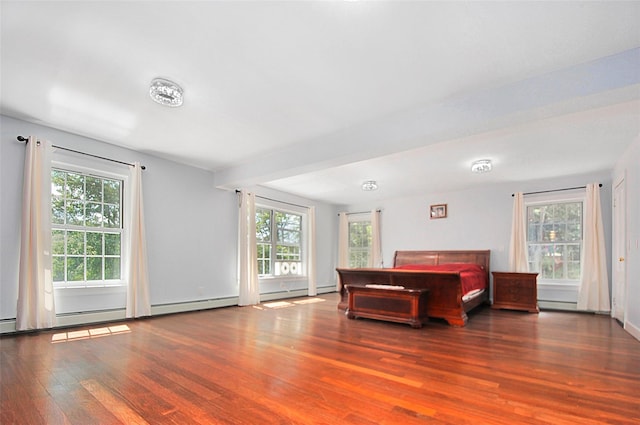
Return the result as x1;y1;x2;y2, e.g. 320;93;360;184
430;204;447;219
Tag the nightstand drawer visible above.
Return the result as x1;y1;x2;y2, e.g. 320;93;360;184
491;272;539;313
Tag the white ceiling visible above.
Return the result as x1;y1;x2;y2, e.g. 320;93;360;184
2;1;639;205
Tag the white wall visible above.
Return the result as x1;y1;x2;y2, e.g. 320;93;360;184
344;171;613;301
1;116;337;326
614;136;640;340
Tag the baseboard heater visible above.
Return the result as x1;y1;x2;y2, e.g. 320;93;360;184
0;286;337;334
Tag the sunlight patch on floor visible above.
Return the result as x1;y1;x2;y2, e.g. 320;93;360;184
263;301;294;309
293;298;325;305
257;297;326;310
51;324;131;343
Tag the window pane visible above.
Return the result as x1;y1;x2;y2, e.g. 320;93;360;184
103;179;121;205
103;204;120;228
257;243;271;275
86;232;103;255
67;200;84;225
52;230;65;255
67;257;84;281
276;245;300;260
53;257;65;282
350;251;369;268
105;258;121;280
65;173;84;200
86;202;102;227
568;261;581;280
105;233;120;256
85;176;102;202
275;212;301;244
256;209;271;242
51;170;65;197
67;231;84;255
52;196;65;224
87;257;102;280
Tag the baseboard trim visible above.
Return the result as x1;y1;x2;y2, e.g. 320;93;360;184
624;320;640;342
1;287;337;334
538;300;577;311
151;297;239;316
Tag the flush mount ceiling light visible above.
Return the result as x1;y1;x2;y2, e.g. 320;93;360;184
471;159;492;174
149;78;183;107
361;180;378;191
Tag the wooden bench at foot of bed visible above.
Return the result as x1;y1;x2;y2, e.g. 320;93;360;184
345;284;429;328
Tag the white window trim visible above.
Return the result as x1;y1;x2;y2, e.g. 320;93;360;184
255;198;308;281
347;212;372;269
524;188;586;288
51;150;130;289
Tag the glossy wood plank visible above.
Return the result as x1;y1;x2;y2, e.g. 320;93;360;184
1;294;639;424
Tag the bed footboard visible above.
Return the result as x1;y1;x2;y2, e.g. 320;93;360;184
337;268;470;326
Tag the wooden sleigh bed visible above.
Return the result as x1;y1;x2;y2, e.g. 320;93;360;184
337;250;490;327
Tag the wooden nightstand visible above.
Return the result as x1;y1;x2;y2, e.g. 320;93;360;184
491;272;539;313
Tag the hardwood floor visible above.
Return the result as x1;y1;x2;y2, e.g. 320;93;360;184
1;293;639;424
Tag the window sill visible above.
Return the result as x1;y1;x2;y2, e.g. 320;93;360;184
258;275;308;281
54;282;127;290
537;280;580;287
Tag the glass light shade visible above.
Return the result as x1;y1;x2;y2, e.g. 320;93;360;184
361;180;378;191
149;78;183;107
471;159;492;173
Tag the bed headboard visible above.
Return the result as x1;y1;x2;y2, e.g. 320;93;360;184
393;250;491;272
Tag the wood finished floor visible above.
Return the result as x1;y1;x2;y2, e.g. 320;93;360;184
1;293;639;425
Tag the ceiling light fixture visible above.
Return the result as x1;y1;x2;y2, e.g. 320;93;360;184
361;180;378;191
149;78;184;107
471;159;492;174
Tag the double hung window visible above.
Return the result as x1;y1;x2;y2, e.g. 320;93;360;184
51;168;124;286
526;198;583;284
348;220;372;268
256;207;303;277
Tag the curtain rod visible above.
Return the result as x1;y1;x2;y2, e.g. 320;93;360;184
17;136;146;170
235;189;309;209
339;210;381;216
512;183;601;197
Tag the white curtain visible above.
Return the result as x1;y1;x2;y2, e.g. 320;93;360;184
509;192;529;272
307;206;317;296
577;184;610;312
369;209;383;268
337;212;349;291
126;163;151;318
16;137;56;330
238;190;259;306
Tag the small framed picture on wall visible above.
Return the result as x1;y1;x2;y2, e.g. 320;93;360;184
430;204;447;219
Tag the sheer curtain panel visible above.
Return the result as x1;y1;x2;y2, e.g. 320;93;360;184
16;137;56;330
307;207;317;296
337;212;349;291
238;191;259;306
370;209;383;268
126;162;151;318
577;184;610;312
509;192;529;272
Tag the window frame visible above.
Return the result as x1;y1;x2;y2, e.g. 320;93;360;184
255;201;307;280
50;156;129;289
347;212;372;268
524;190;585;288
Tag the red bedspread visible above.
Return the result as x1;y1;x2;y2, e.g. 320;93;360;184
394;263;488;296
